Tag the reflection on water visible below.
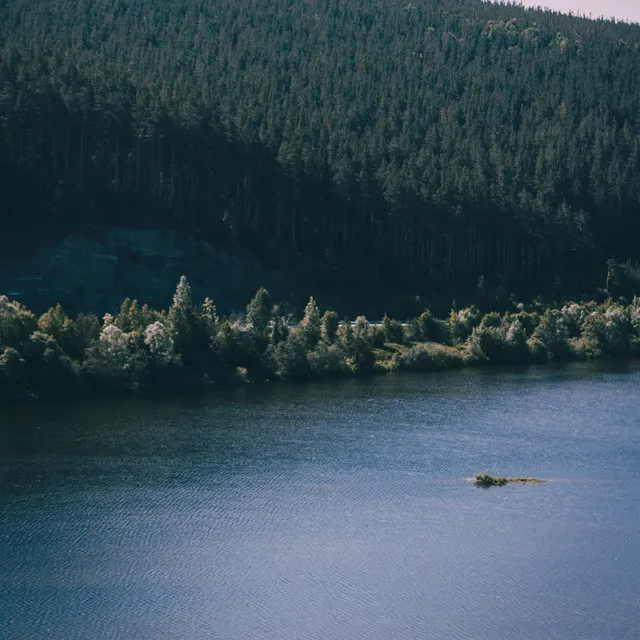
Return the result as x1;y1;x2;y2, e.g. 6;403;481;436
1;362;640;639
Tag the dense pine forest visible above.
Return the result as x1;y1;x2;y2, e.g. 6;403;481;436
1;0;640;306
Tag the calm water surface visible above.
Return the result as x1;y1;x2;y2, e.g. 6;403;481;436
1;363;639;639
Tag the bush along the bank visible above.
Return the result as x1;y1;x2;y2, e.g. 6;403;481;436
1;279;640;402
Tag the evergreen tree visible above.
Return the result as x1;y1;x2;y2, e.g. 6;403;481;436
321;310;339;344
245;288;273;336
168;276;197;360
300;297;322;349
382;314;404;344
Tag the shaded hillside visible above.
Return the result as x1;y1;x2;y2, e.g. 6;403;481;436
0;227;301;316
1;0;640;304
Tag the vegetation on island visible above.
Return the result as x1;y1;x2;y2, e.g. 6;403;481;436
473;473;509;487
1;276;640;402
1;0;640;307
472;473;546;487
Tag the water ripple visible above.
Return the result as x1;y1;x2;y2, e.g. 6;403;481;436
1;363;639;639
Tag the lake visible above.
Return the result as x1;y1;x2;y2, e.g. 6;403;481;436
1;363;639;639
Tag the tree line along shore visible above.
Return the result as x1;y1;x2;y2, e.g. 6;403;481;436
1;276;639;403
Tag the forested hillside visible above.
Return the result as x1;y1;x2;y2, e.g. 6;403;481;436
1;0;640;306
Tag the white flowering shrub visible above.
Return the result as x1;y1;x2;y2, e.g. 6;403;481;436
576;304;629;356
144;321;175;364
84;323;137;388
100;324;129;351
561;303;589;337
506;317;527;347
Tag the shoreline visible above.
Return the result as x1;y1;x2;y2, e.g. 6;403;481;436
2;278;639;406
2;352;639;409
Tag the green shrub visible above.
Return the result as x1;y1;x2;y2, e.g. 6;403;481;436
630;297;640;336
38;303;72;343
466;312;532;365
532;309;572;360
396;342;464;371
630;336;640;357
481;311;502;328
580;305;631;356
371;326;386;348
268;312;289;347
354;316;372;342
473;473;508;487
307;343;349;377
472;472;544;486
382;314;404;344
67;313;101;359
24;331;79;395
0;296;37;350
416;310;451;344
510;311;540;337
602;305;631;355
560;303;590;338
321;310;339;344
0;346;26;398
504;317;530;363
270;331;310;380
469;325;505;363
526;337;548;363
570;335;602;359
406;316;422;342
340;318;375;374
467;311;509;363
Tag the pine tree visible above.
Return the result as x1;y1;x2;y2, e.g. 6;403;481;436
245;288;273;336
300;297;322;348
168;275;196;359
321;310;339;344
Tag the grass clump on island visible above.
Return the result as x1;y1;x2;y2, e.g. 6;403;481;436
2;274;640;403
472;472;546;487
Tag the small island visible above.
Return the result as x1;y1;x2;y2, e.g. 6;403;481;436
472;472;546;487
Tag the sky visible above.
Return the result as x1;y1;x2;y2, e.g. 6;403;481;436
515;0;640;23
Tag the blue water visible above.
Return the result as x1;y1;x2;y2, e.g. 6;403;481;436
1;363;639;639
